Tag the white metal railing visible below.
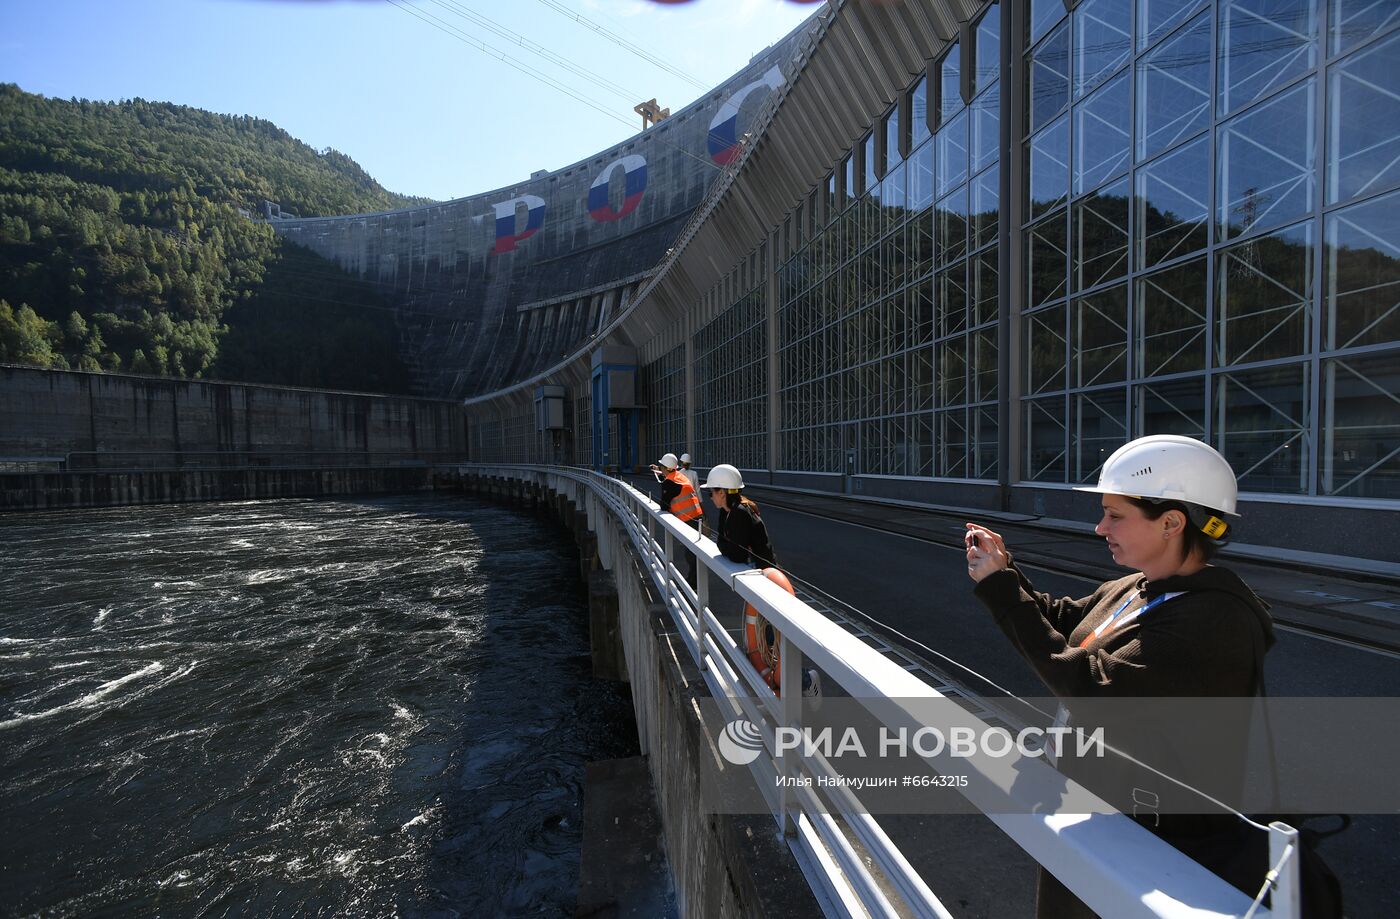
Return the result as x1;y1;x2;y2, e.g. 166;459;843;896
465;464;1297;919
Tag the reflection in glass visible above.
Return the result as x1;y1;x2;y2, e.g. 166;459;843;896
1137;378;1206;438
1138;258;1208;376
937;337;969;405
941;43;963;123
1075;0;1132;98
973;166;1000;252
974;326;999;401
885;107;903;172
973;248;1000;327
1323;352;1400;498
911;76;931;148
972;86;1000;174
1029;114;1069;217
1026;303;1067;394
908;139;935;213
1028;212;1069;306
1076;178;1131;291
975;4;1001;97
1029;22;1070;132
973;405;1000;478
1075;71;1131;194
1029;0;1067;47
1218;0;1317;115
1138;0;1208;51
910;212;935;277
1218;221;1313;365
937;187;969;267
1327;31;1400;204
912;345;934;411
937;110;969;197
1331;0;1400;54
1137;11;1211;161
936;264;969;338
865;131;879;194
1026;396;1069;481
1074;286;1129;387
1138;134;1210;267
1325;190;1400;350
1218;80;1315;240
1216;362;1311;494
1075;390;1129;483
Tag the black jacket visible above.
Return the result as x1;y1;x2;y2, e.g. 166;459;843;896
716;501;777;569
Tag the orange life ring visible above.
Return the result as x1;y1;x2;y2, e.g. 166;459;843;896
742;568;795;695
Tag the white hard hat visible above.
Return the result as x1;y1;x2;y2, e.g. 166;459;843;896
1074;435;1239;516
657;453;678;470
680;453;691;464
701;463;744;491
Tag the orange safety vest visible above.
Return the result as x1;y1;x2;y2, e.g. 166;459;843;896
666;470;704;522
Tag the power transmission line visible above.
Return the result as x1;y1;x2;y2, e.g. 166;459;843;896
532;0;710;91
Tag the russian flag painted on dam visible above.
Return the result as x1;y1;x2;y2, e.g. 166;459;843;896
707;65;785;165
588;155;648;222
492;194;547;254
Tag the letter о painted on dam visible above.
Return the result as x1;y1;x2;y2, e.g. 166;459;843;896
588;155;648;222
708;65;785;165
492;194;547;254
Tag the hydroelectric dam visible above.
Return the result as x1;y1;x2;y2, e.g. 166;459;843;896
4;0;1400;916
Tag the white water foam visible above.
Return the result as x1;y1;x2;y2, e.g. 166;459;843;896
93;607;113;629
0;660;199;732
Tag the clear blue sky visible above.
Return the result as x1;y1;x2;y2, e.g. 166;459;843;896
0;0;821;201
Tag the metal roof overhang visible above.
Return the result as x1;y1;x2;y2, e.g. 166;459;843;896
464;0;981;418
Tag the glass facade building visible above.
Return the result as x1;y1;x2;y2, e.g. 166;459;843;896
638;0;1397;509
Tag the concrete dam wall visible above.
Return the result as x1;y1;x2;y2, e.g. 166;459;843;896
269;22;816;399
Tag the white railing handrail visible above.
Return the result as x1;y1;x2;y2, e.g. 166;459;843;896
465;464;1292;919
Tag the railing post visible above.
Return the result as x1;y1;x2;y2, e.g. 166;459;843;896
778;632;801;837
1268;821;1301;919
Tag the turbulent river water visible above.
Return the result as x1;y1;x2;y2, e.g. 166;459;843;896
0;494;639;916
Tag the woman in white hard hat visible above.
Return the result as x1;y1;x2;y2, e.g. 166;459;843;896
965;435;1279;917
701;464;776;569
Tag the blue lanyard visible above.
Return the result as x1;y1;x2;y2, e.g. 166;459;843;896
1082;591;1184;646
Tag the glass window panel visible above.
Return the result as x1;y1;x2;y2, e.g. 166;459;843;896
1138;258;1208;376
937;336;969;405
1138;134;1210;267
1075;0;1132;98
913;344;934;409
972;85;1001;174
1218;221;1313;365
910;212;935;277
1219;0;1318;116
862;419;882;472
1327;30;1400;205
1136;378;1207;438
1029;21;1071;132
1325;189;1400;350
828;172;839;218
1026;303;1068;394
973;247;1000;327
936;409;970;477
937;186;969;267
914;412;935;476
936;263;969;338
1218;79;1316;240
1074;285;1129;387
1216;362;1312;494
1075;71;1132;194
886;107;903;171
937;110;969;197
973;325;999;401
1138;0;1208;51
975;4;1001;97
1075;177;1131;291
912;76;932;148
972;165;1001;251
1025;396;1069;481
884;162;908;219
908;138;935;212
1074;389;1130;483
1028;212;1069;306
973;405;1000;478
865;131;879;190
1331;0;1400;55
1029;0;1067;47
1137;11;1212;160
1028;114;1069;217
940;43;963;122
1323;352;1400;498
